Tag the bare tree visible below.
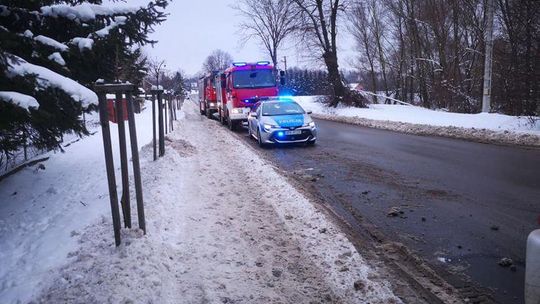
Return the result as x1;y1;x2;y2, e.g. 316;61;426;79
291;0;364;107
348;1;378;95
233;0;298;68
202;49;233;74
148;58;166;88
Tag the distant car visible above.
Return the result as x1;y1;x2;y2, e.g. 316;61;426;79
247;97;317;147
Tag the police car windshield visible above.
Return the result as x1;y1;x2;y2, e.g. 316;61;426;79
233;70;275;89
262;102;305;116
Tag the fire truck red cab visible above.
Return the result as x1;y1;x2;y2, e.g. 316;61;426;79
218;61;284;130
198;72;218;118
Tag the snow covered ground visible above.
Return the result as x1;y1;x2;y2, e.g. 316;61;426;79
0;100;400;303
294;96;540;146
0;103;154;303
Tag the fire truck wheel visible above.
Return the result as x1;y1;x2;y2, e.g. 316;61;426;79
206;107;212;119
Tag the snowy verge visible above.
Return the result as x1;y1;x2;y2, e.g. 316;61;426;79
294;96;540;147
31;100;401;303
0;104;154;304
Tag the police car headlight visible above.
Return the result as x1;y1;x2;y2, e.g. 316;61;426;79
303;121;316;128
263;124;277;132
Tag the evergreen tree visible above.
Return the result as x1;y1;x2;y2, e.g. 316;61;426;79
0;1;168;166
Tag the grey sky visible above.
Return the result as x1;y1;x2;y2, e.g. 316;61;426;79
142;0;355;76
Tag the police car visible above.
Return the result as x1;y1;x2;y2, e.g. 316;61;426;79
247;97;317;147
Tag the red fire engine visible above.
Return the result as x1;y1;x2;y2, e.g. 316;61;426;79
198;72;218;118
212;61;284;130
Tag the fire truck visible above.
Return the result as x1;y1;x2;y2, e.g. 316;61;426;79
198;72;218;118
213;61;285;130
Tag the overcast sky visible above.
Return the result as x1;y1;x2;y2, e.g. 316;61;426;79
141;0;356;77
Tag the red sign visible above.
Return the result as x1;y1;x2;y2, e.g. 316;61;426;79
107;99;128;123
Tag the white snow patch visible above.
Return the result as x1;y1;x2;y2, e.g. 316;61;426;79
0;91;39;110
5;54;97;107
295;96;539;135
70;37;94;51
23;30;33;38
41;3;144;22
94;16;127;37
34;35;69;52
0;104;155;304
47;52;66;66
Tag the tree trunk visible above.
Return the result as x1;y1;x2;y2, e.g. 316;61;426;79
323;51;345;107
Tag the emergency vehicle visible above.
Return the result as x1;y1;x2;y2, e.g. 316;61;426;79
214;61;284;130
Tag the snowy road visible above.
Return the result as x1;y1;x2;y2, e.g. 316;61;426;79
13;100;405;303
235;117;540;304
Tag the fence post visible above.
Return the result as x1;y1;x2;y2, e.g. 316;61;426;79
95;89;121;246
115;92;131;229
126;93;146;234
157;90;165;156
169;96;174;131
164;92;169;134
151;91;157;161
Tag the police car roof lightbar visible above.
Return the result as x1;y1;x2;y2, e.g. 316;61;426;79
257;61;270;66
232;62;247;67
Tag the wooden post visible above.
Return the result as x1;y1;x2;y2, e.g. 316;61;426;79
164;93;168;135
126;93;146;234
151;92;157;161
157;90;165;156
95;90;121;246
169;97;174;131
115;92;131;229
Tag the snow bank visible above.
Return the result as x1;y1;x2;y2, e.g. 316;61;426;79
34;35;69;52
295;96;540;146
41;3;144;22
0;103;155;303
0;91;39;110
5;55;97;107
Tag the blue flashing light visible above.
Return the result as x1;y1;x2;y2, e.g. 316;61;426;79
257;61;271;66
233;62;247;67
277;131;285;137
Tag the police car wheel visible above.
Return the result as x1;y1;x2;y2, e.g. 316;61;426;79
257;129;266;148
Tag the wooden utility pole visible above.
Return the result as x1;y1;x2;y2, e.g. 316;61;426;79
482;0;495;113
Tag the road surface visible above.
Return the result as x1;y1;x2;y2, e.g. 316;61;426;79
236;118;540;304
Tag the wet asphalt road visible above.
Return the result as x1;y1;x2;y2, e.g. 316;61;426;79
236;118;540;304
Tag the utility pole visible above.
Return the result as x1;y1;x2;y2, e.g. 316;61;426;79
481;0;495;113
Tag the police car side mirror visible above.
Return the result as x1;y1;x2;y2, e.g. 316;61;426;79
306;110;312;114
